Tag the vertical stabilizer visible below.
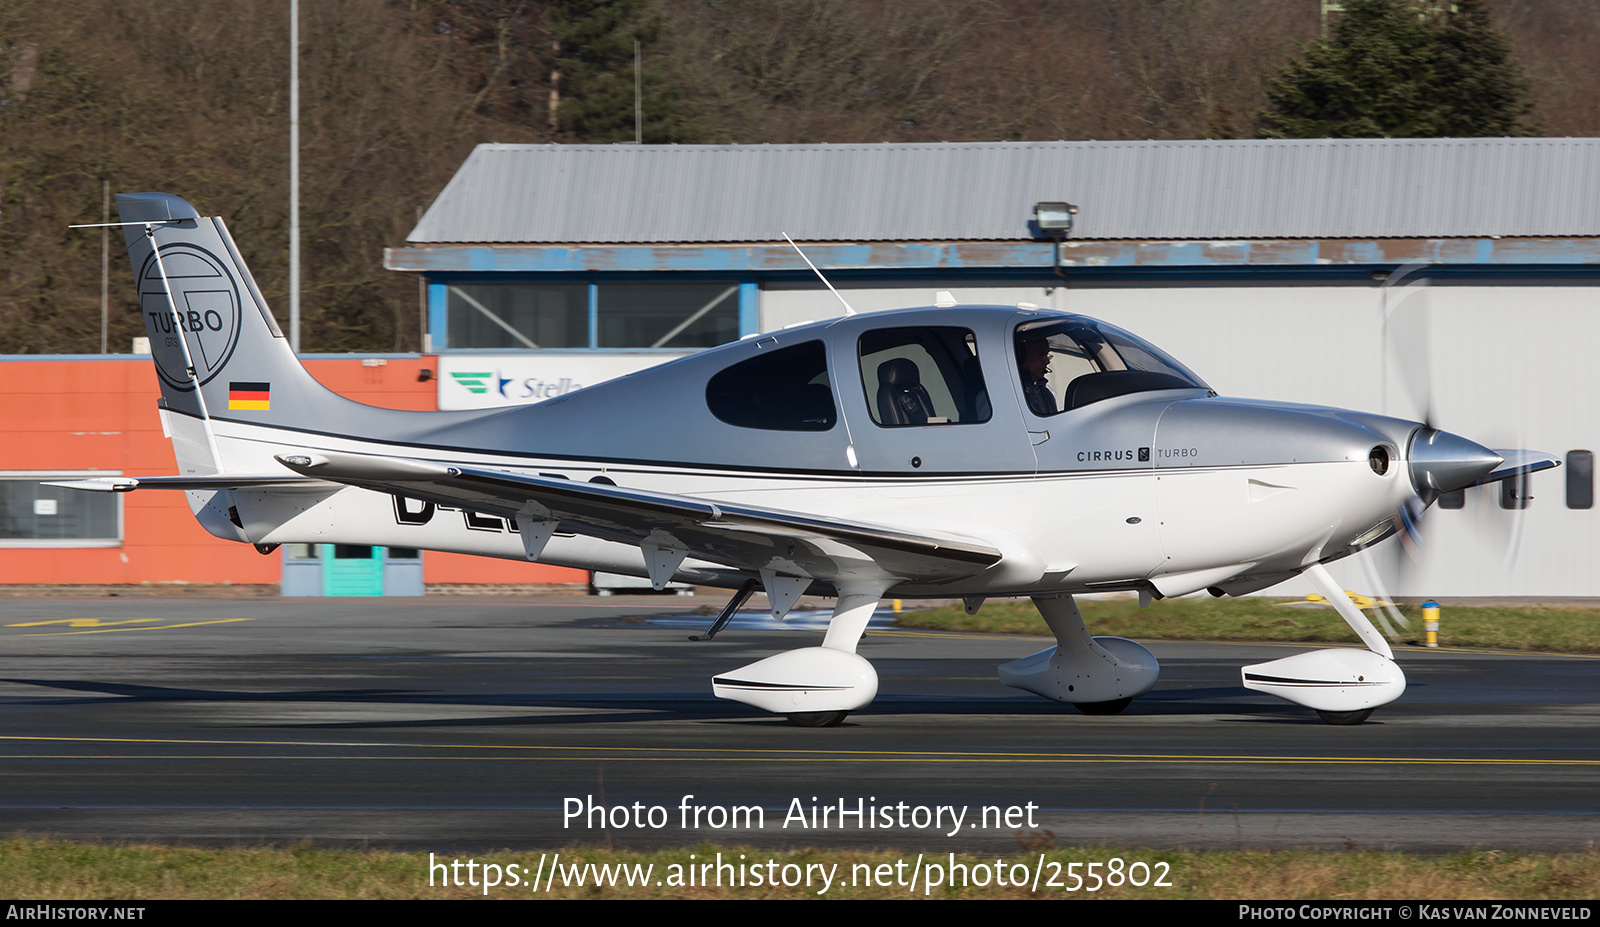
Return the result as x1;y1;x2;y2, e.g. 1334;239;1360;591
118;193;310;430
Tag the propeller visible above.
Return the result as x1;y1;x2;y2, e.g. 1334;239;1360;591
1296;264;1557;646
1368;261;1559;613
1373;262;1444;620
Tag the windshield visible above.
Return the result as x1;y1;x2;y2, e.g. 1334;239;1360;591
1015;316;1209;415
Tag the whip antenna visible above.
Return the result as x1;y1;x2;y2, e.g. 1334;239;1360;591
783;233;855;316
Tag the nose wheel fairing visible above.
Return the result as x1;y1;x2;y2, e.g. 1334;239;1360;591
1240;563;1407;722
1241;648;1406;713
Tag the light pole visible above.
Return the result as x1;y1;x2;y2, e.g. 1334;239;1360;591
289;0;301;352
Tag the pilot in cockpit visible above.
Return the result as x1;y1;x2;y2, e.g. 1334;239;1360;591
1018;334;1057;416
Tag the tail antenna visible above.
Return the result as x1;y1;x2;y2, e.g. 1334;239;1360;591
783;233;856;316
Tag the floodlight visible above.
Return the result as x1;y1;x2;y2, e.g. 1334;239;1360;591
1034;201;1078;234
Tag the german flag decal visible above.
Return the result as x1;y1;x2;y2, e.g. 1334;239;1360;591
228;381;270;411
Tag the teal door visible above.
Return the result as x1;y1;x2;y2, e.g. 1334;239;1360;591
324;545;385;596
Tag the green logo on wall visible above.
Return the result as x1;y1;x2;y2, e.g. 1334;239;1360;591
450;371;492;394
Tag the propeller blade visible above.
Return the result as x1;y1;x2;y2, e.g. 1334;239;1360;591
1381;262;1436;428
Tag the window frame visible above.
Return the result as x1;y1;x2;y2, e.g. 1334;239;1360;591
0;471;124;549
430;276;756;352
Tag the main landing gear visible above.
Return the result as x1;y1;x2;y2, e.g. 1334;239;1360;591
709;579;890;727
998;594;1161;710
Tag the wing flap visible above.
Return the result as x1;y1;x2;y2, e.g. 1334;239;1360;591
276;451;1003;583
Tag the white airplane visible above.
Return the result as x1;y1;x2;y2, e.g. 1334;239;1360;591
56;193;1556;727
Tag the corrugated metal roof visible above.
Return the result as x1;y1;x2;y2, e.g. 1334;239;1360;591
408;139;1600;244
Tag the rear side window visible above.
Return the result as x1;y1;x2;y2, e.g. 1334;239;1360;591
705;340;835;431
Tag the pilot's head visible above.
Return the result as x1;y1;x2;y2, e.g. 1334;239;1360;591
1018;336;1051;381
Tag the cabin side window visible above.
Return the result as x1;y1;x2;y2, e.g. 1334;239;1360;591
857;327;990;427
705;340;836;431
1015;316;1208;416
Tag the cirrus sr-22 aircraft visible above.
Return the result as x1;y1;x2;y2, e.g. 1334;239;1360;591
55;193;1558;727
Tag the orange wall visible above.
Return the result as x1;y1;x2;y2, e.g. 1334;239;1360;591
0;356;585;587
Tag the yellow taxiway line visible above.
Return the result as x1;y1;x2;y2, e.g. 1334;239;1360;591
0;735;1595;766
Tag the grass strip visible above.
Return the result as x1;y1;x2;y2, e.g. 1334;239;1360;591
3;838;1598;900
894;598;1600;653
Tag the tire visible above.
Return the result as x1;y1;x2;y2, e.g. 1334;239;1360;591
1316;708;1375;726
787;711;850;728
1072;698;1133;715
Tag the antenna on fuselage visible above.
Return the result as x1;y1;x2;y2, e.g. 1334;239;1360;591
783;233;856;316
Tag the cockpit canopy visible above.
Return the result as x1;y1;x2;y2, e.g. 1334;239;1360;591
1015;315;1210;416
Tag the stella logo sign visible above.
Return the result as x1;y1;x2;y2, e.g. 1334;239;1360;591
449;368;588;401
136;243;242;391
450;371;492;394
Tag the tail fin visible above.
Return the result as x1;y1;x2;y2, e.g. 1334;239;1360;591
119;193;493;479
113;195;497;545
119;193;314;437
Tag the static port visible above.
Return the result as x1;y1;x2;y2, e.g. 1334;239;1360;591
1369;445;1391;476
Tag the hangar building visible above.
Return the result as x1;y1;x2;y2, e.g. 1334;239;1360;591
385;138;1600;597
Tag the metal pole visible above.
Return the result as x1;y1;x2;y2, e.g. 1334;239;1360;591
289;0;301;352
100;180;108;354
417;205;428;353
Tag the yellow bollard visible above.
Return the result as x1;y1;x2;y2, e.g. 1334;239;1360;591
892;598;902;614
1423;599;1439;648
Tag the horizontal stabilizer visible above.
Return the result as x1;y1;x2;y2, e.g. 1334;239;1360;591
47;475;328;492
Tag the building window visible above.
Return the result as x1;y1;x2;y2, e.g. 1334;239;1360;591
443;281;742;350
0;474;121;547
1567;450;1594;509
598;283;739;349
447;283;588;349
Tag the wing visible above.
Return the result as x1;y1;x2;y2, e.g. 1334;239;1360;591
257;451;1004;589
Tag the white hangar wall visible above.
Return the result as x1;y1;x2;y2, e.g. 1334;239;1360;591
760;280;1600;598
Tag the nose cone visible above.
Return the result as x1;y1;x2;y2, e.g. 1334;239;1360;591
1408;428;1503;497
